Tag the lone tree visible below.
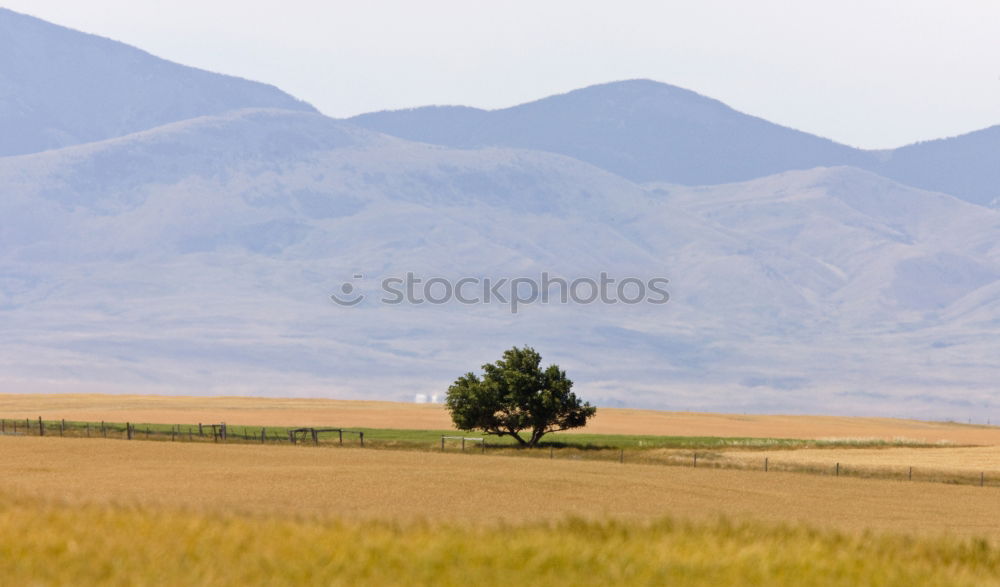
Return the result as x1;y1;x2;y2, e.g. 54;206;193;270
445;346;596;447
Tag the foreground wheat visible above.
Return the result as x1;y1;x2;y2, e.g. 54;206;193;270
2;495;998;586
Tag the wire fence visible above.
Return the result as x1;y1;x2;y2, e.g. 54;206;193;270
2;417;997;489
0;417;365;447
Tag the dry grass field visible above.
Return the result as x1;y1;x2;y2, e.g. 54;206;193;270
3;436;1000;538
5;415;1000;584
719;446;1000;474
3;393;999;445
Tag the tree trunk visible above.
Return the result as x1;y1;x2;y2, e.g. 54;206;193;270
527;427;546;448
508;429;528;446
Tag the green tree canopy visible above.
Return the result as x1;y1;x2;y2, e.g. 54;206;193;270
445;346;596;447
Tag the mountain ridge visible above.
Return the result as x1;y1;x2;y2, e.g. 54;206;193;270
350;79;1000;207
3;107;998;415
2;12;999;416
351;79;868;185
0;7;316;157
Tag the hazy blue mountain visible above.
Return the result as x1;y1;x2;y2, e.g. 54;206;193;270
0;8;315;157
3;10;999;417
875;126;1000;208
2;107;999;417
350;80;1000;208
351;80;868;185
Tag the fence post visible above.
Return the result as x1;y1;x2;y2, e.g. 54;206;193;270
620;449;624;464
836;463;840;477
126;422;132;440
908;466;912;481
145;426;150;439
261;427;266;444
38;417;44;437
482;440;485;454
199;423;203;437
360;431;364;447
102;421;106;437
693;453;697;468
765;457;768;472
441;436;444;451
86;423;90;438
312;429;318;446
60;419;65;436
462;437;465;452
171;426;176;442
289;431;295;444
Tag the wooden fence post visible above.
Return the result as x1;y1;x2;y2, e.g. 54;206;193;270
360;431;364;447
441;436;444;451
765;457;768;472
101;421;106;437
126;422;132;440
836;463;840;477
60;419;65;436
461;437;466;451
311;429;318;446
199;423;203;437
38;417;44;437
261;427;266;444
908;467;912;481
693;453;697;468
620;449;624;464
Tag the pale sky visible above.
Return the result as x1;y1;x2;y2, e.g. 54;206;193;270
6;0;1000;149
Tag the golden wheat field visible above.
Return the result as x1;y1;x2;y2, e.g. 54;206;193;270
3;436;1000;584
5;394;1000;584
3;393;999;444
3;495;1000;586
3;436;1000;538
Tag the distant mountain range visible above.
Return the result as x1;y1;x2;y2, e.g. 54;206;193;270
352;80;1000;208
1;8;998;418
0;8;314;157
